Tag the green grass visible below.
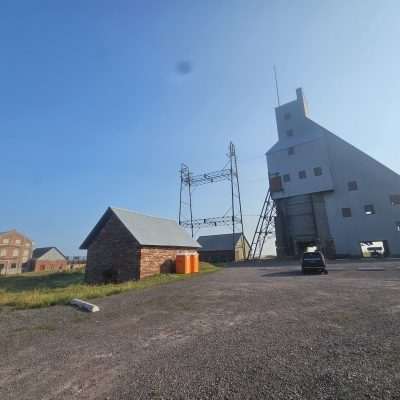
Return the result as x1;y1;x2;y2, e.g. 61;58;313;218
0;263;219;310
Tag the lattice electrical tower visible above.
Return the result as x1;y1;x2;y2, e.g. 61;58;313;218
179;142;246;258
247;188;276;260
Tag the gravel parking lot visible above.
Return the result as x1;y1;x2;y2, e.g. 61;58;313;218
1;259;400;400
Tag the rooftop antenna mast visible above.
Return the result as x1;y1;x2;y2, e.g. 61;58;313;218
273;65;280;107
247;68;281;259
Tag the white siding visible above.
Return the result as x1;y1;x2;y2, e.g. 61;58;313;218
267;88;400;256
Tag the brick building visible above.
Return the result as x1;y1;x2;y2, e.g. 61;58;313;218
30;247;68;272
197;233;249;263
80;207;200;284
0;230;33;275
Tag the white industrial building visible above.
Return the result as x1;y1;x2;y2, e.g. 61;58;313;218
266;88;400;258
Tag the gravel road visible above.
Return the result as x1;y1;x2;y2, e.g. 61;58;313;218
1;260;400;399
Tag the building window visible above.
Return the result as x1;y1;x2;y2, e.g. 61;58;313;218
25;243;31;247
0;249;6;256
2;238;9;244
12;249;19;257
284;112;291;120
364;205;375;215
396;222;400;232
390;194;400;206
269;175;283;192
286;129;293;137
348;181;358;191
299;170;307;179
313;167;322;176
0;264;4;271
23;249;29;256
283;174;291;182
288;147;295;155
11;263;17;269
342;208;352;218
15;239;21;245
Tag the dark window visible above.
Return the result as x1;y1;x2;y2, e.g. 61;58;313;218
299;170;307;179
288;147;295;155
11;263;17;269
364;204;375;215
390;194;400;206
348;181;358;191
284;112;291;120
396;222;400;232
342;208;352;218
313;167;322;176
302;252;322;261
283;174;290;182
286;129;293;137
0;264;4;271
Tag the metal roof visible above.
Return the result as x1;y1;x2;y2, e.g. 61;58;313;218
32;247;66;260
80;207;201;250
197;233;245;252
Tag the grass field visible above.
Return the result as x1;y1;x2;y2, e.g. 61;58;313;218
0;263;219;310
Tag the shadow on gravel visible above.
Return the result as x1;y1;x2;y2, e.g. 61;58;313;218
261;270;303;277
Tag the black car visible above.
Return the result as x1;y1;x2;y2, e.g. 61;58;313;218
301;251;328;274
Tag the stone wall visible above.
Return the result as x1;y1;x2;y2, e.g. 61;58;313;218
0;230;33;275
139;247;197;279
85;213;140;284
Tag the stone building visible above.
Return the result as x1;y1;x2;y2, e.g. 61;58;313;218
0;230;33;275
30;247;68;272
197;233;249;263
80;207;200;284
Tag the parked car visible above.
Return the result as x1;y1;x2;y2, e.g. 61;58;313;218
301;251;328;274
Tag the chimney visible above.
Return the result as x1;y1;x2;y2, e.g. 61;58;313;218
296;87;309;116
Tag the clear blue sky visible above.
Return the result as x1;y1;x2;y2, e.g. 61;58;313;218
1;0;400;255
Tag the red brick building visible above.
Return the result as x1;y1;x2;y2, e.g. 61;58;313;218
30;247;68;272
0;230;33;275
80;207;200;284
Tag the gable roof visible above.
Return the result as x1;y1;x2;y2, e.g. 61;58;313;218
32;247;66;260
80;207;200;250
0;229;32;242
197;233;246;252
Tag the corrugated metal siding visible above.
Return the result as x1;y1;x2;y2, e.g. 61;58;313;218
286;195;316;240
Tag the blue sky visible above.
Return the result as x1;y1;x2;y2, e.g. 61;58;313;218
1;0;400;255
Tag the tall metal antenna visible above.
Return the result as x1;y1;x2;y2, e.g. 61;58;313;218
273;65;280;107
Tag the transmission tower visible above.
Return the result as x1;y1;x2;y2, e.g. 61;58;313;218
247;188;276;259
179;142;246;258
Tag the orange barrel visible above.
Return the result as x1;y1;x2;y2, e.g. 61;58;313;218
190;253;199;273
175;254;191;274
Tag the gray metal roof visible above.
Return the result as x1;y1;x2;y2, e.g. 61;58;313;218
197;233;244;251
80;207;200;249
32;247;66;260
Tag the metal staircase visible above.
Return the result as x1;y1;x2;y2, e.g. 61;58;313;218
247;189;276;260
